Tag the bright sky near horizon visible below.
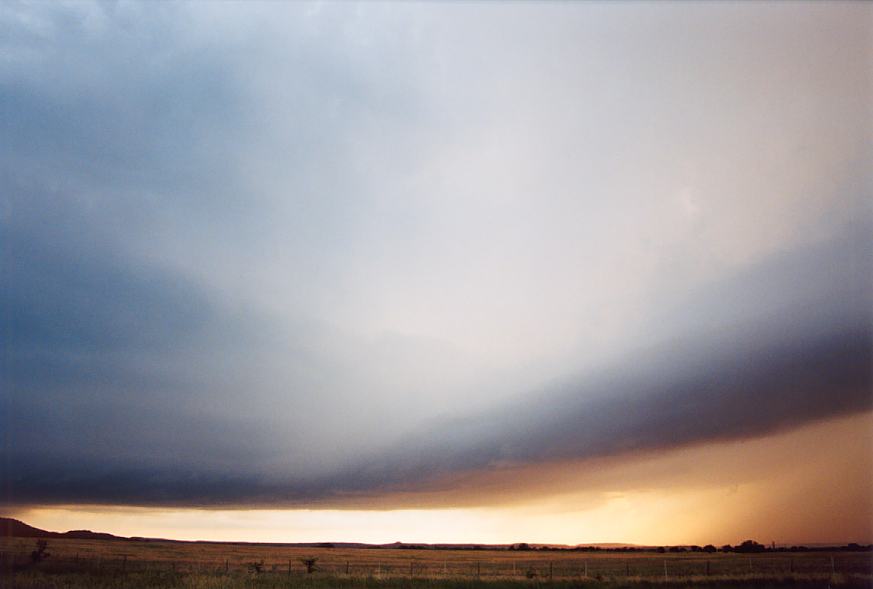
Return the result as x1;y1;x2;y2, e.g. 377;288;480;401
1;1;871;545
12;413;873;546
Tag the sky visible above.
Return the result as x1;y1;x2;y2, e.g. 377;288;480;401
1;1;871;545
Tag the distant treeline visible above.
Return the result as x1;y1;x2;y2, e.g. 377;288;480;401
509;540;873;553
356;540;873;553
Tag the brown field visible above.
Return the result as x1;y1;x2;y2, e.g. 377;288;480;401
2;536;871;581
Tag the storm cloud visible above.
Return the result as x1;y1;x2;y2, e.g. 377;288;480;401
1;1;871;508
6;222;869;506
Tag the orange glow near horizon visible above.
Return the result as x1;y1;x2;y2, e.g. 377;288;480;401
9;412;872;547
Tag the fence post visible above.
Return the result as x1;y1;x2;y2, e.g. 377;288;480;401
346;561;350;575
705;560;710;576
477;561;481;578
625;561;629;577
584;560;588;578
663;560;667;581
122;555;127;573
831;556;835;575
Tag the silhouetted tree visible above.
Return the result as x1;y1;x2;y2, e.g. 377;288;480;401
735;540;766;553
30;540;50;564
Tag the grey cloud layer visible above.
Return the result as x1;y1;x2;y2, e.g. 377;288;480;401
355;236;871;492
5;222;869;506
1;1;871;507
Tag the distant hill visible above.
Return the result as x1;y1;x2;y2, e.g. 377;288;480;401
0;518;49;538
0;517;125;541
0;518;641;549
2;517;867;553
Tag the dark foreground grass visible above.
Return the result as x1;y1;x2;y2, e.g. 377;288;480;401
3;570;871;589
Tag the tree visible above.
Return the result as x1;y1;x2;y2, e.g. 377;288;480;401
30;540;50;564
735;540;766;553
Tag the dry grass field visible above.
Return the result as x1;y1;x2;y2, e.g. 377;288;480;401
2;536;872;588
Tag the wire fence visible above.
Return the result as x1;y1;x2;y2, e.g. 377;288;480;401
3;551;871;580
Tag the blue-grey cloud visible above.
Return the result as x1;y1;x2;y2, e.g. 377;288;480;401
3;224;869;506
355;240;871;489
1;1;870;508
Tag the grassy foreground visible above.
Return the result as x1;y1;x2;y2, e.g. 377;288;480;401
3;570;872;589
3;537;871;588
3;538;871;578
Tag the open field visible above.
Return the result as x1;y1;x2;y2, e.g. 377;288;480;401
4;570;873;589
2;537;871;588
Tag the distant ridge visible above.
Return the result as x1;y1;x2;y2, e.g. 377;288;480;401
0;517;125;541
1;517;868;552
0;518;643;548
